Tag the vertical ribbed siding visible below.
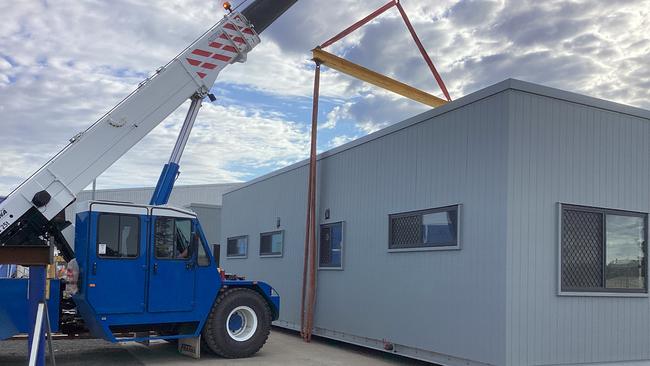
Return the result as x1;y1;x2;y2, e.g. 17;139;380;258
222;167;309;328
222;93;510;365
505;90;650;365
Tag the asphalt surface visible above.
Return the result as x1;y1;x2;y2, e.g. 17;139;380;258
0;328;429;365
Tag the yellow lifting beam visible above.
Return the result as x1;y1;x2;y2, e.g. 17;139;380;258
312;48;448;108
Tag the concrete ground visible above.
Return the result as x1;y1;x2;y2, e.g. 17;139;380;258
0;328;430;365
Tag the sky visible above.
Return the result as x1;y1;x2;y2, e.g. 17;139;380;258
0;0;648;194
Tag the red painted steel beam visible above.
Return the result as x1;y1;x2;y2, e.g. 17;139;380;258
320;0;397;49
395;1;452;101
301;63;321;342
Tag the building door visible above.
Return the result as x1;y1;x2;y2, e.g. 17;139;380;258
86;205;147;314
147;209;196;312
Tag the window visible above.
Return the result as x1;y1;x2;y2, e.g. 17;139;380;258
197;235;210;266
560;204;647;294
320;222;343;269
227;236;248;258
389;205;460;250
260;231;283;257
155;217;193;259
97;213;139;258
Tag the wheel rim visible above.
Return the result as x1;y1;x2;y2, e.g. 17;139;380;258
226;306;258;342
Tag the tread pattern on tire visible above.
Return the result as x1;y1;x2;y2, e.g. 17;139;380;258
202;287;272;358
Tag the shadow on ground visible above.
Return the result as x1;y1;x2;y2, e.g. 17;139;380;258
1;328;433;366
0;339;143;366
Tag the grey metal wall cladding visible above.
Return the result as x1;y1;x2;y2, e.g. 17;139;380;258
222;80;650;366
222;92;510;366
505;90;650;366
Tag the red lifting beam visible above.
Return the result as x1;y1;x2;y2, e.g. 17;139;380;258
300;0;453;343
300;63;321;342
319;0;451;102
395;1;451;101
320;0;397;49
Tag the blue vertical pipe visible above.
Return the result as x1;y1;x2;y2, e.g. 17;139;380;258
28;265;46;366
149;162;180;206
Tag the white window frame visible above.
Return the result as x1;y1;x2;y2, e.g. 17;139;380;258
388;204;462;252
557;203;648;297
319;221;345;270
226;235;248;259
259;230;284;258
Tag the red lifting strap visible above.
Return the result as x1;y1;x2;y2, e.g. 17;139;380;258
319;0;451;102
320;0;397;49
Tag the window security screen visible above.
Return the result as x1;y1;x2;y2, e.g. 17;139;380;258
561;205;647;293
260;231;283;256
561;209;604;289
320;222;343;269
227;236;248;257
389;206;459;250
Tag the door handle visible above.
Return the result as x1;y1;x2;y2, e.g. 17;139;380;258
185;262;194;270
153;263;158;274
92;262;97;275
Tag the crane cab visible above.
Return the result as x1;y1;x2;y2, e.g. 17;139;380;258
72;200;220;341
69;199;279;357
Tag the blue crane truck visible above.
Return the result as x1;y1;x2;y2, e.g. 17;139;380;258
0;0;297;362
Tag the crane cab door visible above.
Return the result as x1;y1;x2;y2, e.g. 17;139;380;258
87;204;148;314
147;208;197;313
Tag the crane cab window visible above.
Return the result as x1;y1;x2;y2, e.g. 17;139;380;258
197;236;210;266
97;213;140;258
155;217;193;259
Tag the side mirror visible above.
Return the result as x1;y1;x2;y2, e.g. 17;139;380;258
213;244;220;268
189;233;199;258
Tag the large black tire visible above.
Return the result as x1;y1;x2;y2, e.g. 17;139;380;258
202;288;272;358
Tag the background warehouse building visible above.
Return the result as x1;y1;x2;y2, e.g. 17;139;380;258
220;79;650;366
62;183;240;247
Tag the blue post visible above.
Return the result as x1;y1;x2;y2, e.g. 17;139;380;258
28;265;46;366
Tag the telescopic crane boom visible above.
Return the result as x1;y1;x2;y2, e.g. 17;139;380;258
0;0;297;255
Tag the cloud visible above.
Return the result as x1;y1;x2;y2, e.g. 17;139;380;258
329;134;358;149
98;101;310;188
447;0;501;27
320;102;352;130
0;0;649;194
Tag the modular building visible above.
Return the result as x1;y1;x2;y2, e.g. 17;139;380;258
220;79;650;366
